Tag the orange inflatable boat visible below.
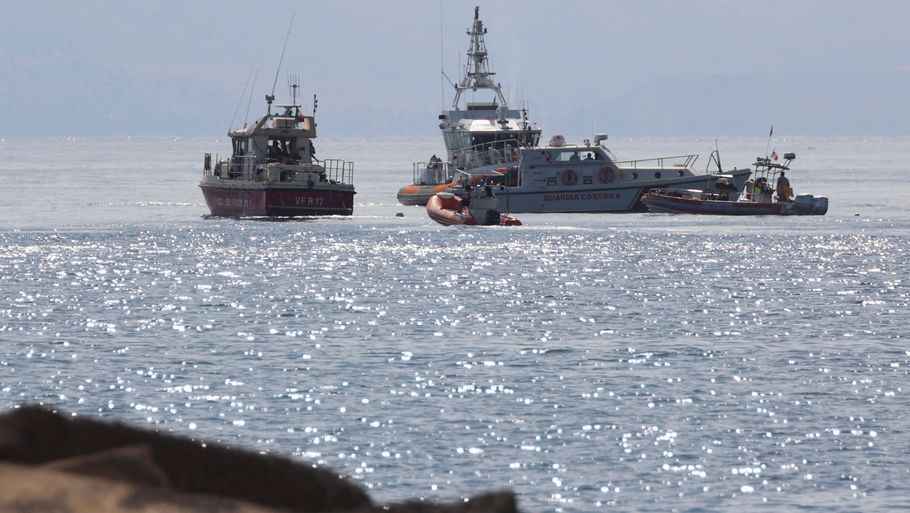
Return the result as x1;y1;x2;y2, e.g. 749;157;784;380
426;191;522;226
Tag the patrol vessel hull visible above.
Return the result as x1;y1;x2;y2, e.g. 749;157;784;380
201;185;354;217
494;172;749;213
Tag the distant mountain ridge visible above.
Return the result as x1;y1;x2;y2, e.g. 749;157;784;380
566;69;910;137
1;69;907;137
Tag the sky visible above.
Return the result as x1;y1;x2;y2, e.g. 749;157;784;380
2;0;909;138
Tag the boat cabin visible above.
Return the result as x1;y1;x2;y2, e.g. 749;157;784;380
436;7;541;162
230;105;316;164
214;104;319;180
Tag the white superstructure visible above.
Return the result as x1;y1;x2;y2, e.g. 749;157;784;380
438;6;541;162
406;6;541;191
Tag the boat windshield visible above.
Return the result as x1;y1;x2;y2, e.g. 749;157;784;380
455;170;508;187
551;149;602;162
453;138;522;169
231;138;249;156
470;131;539;148
265;137;299;162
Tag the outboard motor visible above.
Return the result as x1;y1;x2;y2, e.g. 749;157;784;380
483;209;501;225
793;194;815;215
811;196;829;215
468;191;500;225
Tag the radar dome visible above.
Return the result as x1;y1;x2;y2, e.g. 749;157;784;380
548;135;566;147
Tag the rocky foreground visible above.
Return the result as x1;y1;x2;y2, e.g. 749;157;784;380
0;406;519;513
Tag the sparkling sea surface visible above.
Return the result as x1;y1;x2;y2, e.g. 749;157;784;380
1;135;909;512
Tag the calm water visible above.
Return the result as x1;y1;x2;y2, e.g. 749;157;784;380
1;135;909;512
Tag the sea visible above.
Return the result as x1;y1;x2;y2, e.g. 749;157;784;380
1;135;909;512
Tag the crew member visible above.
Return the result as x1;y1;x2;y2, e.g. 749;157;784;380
777;171;792;200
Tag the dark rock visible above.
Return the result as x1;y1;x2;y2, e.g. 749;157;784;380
41;444;171;488
380;491;517;513
0;406;521;513
0;406;370;512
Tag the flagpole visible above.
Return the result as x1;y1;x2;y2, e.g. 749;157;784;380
765;125;773;158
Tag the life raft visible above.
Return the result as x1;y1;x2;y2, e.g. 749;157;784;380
561;169;578;186
598;166;615;183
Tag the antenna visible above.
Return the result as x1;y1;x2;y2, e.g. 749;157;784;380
229;70;255;132
244;71;258;128
765;124;773;157
439;0;445;110
708;139;723;173
268;13;296;114
442;71;456;90
288;74;300;114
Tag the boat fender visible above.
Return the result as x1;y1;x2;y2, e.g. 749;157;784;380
597;166;614;184
561;168;578;186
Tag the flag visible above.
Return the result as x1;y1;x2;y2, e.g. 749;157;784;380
771;151;778;161
769;125;773;138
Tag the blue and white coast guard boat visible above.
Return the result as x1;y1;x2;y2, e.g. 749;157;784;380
451;135;752;213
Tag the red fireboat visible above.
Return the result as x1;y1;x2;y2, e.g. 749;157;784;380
200;81;355;217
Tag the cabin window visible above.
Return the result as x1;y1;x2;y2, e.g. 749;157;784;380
632;172;638;179
553;151;598;163
678;170;685;177
654;171;662;179
232;138;249;156
516;132;540;147
470;134;495;147
267;137;296;161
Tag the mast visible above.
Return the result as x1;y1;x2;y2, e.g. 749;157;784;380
288;74;300;117
451;6;507;110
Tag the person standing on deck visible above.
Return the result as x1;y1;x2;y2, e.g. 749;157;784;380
776;171;792;200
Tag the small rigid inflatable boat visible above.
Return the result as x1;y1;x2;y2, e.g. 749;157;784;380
426;190;522;226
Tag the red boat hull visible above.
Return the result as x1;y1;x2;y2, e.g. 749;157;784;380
201;186;354;216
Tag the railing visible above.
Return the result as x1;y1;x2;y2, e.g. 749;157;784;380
321;158;354;185
613;154;699;170
202;154;353;185
411;161;452;185
452;139;522;169
202;155;259;180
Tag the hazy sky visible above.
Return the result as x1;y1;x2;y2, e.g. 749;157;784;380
2;0;909;137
